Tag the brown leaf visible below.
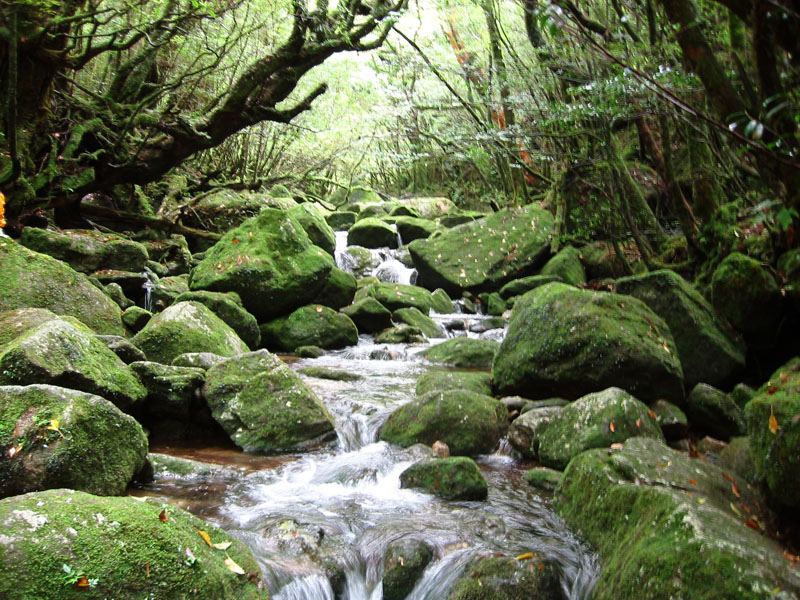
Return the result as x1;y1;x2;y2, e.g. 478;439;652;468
648;410;657;419
769;407;781;435
744;519;759;530
688;479;698;486
75;576;90;588
212;541;232;550
609;422;616;432
731;481;741;498
767;386;779;395
721;472;735;483
516;552;534;560
195;527;212;547
158;508;168;522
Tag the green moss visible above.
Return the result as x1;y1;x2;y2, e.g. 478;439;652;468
539;246;586;286
686;383;746;441
395;216;439;243
399;457;488;500
0;308;60;347
498;275;561;300
392;307;443;338
415;370;492;397
362;281;435;313
174;290;260;349
313;267;357;310
288;203;336;255
447;554;562;600
522;467;562;492
347;217;398;249
418;338;499;369
382;538;433;600
297;366;363;382
0;489;266;600
430;289;454;313
375;325;426;344
259;304;358;351
340;297;393;333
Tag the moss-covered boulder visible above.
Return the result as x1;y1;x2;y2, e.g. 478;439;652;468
498;275;561;300
507;405;563;459
340;297;393;333
130;361;206;420
648;399;688;441
347;217;398;249
415;370;492;397
523;467;562;492
203;350;335;453
360;281;435;313
401;196;456;218
438;210;484;228
392;307;444;338
579;241;633;280
431;288;454;313
539;245;586;286
744;358;800;507
20;228;149;274
325;210;357;230
616;269;745;388
174;290;259;349
336;245;381;278
492;283;684;402
312;267;357;310
121;306;152;333
446;554;562;600
382;538;434;600
164;188;296;232
0;385;148;497
143;235;193;275
418;338;499;369
399;457;488;500
259;304;358;352
133;301;249;365
189;208;334;321
555;437;800;600
95;335;147;365
104;282;133;309
0;240;125;335
171;352;226;370
380;389;507;456
0;308;61;347
686;383;746;441
288;203;337;255
297;366;363;382
0;489;267;600
537;387;663;470
0;318;146;412
395;216;439;244
151;274;190;310
408;204;554;296
375;325;426;344
711;252;784;344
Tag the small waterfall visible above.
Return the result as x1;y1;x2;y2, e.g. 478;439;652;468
371;258;417;286
141;273;156;312
274;575;335;600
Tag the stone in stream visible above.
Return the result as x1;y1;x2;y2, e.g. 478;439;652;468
297;366;363;382
132;301;249;365
375;325;427;344
288;202;336;255
380;389;507;456
203;350;335;453
0;385;148;497
555;437;800;599
347;217;399;249
357;280;435;313
0;239;126;335
523;467;562;492
446;554;562;600
417;337;500;369
392;306;444;338
0;489;267;600
394;216;439;243
382;538;435;600
312;266;357;310
340;297;393;333
415;370;492;397
399;456;488;500
491;282;684;403
507;405;563;459
174;290;260;349
189;208;334;321
431;288;455;313
259;304;358;352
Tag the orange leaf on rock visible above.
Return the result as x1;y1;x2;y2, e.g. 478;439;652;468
635;418;642;429
689;478;698;486
648;410;657;419
721;472;735;483
158;508;168;522
769;407;781;435
609;422;616;432
744;519;760;530
75;576;90;588
731;481;741;498
195;527;212;547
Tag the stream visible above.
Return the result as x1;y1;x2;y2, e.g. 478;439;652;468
137;235;600;599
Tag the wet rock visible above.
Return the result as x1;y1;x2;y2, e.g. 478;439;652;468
133;301;249;364
175;290;260;349
408;204;554;296
130;361;206;420
171;352;226;370
297;366;363;382
616;269;745;388
375;325;427;344
289;202;336;255
260;304;358;352
418;338;499;369
295;345;325;358
686;383;746;441
358;281;435;313
648;399;688;441
447;554;562;600
432;440;450;457
431;288;454;313
491;282;684;402
523;467;562;492
0;239;125;335
313;267;357;310
341;297;393;333
381;389;507;456
537;387;664;470
555;437;799;600
399;457;488;500
498;274;562;300
189;208;334;321
392;307;444;338
508;405;563;459
203;350;335;453
347;217;398;249
95;335;147;364
539;245;585;286
121;306;152;332
0;385;148;497
395;216;439;243
382;538;435;600
415;371;492;397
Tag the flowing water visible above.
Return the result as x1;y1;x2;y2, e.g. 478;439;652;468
139;238;600;599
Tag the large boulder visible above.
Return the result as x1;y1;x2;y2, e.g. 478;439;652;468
203;350;335;453
189;208;334;321
19;227;149;273
0;385;148;497
340;297;393;333
399;457;488;500
745;358;800;508
408;204;554;295
133;301;249;365
686;383;746;441
492;283;684;402
539;245;586;286
446;554;562;600
130;361;206;420
380;389;507;456
555;437;800;599
288;203;336;255
0;489;267;600
312;267;357;310
162;188;296;232
536;387;664;470
174;290;260;349
507;405;563;459
415;371;492;397
259;304;358;351
347;217;398;249
418;338;499;369
392;307;444;338
0;308;61;347
0;318;146;412
359;281;435;313
382;538;434;600
616;269;745;388
0;239;125;335
395;216;439;244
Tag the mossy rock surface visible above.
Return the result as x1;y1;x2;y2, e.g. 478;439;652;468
446;554;562;600
438;210;484;228
104;282;133;309
718;436;758;484
347;217;398;249
380;389;507;456
392;307;444;338
507;406;562;459
171;352;225;370
203;350;335;453
288;203;336;255
189;208;334;321
0;385;148;498
408;205;554;296
491;283;684;402
297;366;363;382
325;211;357;230
538;387;664;470
579;241;633;280
143;235;192;273
129;361;206;420
711;252;784;344
122;306;152;333
498;275;562;300
337;246;382;278
313;267;357;310
686;383;746;441
744;357;800;507
175;290;260;349
0;308;61;347
555;437;799;600
96;335;147;365
164;188;296;232
259;304;358;351
0;318;146;412
418;338;499;369
539;246;585;286
399;457;488;500
375;325;426;344
0;240;125;335
648;399;687;441
20;228;149;274
395;216;439;243
522;467;562;492
616;269;745;389
340;297;393;333
0;489;266;600
360;281;435;314
133;301;249;365
382;538;433;600
415;370;492;397
431;288;454;313
151;274;190;310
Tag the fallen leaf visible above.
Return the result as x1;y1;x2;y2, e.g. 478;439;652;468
609;422;616;432
769;407;781;434
516;552;534;560
635;418;642;429
731;481;741;498
74;576;90;588
213;541;232;550
730;502;742;517
315;306;323;312
158;508;168;522
697;497;706;504
8;444;22;458
195;528;212;547
721;472;735;483
744;519;759;530
232;239;240;244
688;479;698;486
224;554;245;575
784;550;800;563
767;386;779;395
145;562;150;578
648;410;657;419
